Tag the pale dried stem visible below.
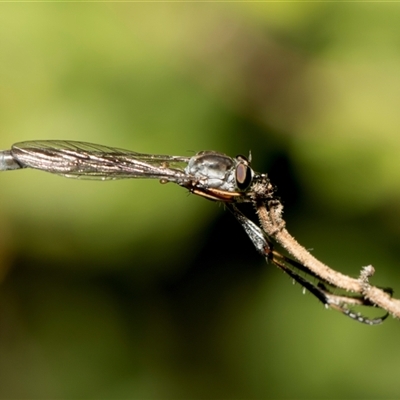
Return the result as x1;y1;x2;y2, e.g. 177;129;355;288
255;200;400;320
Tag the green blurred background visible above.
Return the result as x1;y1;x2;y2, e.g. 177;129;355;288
1;3;400;398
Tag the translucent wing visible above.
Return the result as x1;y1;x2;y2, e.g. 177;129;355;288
10;140;191;182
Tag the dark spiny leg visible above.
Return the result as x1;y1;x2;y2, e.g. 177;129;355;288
227;204;388;325
271;254;388;325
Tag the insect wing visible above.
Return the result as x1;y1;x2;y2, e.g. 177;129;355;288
11;140;190;182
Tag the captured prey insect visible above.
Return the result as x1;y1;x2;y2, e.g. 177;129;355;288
0;140;390;324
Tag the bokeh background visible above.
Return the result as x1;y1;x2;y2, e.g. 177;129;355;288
1;3;400;398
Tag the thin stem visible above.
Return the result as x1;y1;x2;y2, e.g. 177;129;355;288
254;194;400;320
257;203;362;292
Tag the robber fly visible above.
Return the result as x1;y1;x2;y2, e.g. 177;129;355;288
0;140;389;324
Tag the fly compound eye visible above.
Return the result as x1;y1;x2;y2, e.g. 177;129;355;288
235;155;254;191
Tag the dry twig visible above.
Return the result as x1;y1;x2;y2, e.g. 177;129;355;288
251;176;400;320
